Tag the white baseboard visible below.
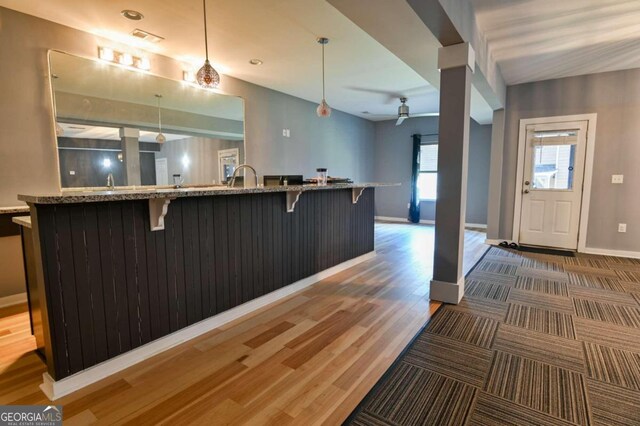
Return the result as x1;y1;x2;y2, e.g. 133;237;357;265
430;276;465;304
582;247;640;259
375;216;487;229
0;292;27;308
39;251;376;401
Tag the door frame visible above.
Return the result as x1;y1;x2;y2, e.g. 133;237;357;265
512;113;597;252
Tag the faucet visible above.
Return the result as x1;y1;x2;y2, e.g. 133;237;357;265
106;173;115;190
228;164;258;188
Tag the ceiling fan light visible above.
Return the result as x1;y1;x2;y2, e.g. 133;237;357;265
317;99;332;117
196;59;220;89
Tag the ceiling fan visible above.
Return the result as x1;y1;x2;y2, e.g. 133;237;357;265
395;97;438;126
363;97;438;126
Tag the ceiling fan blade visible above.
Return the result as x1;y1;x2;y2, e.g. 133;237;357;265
410;112;439;117
396;116;407;126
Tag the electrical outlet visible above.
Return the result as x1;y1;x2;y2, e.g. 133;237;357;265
612;174;624;184
618;223;627;233
69;170;76;175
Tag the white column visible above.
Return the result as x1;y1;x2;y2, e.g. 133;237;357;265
430;43;474;304
120;127;141;186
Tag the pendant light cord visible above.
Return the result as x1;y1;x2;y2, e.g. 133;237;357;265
203;0;209;61
321;42;326;100
157;96;162;132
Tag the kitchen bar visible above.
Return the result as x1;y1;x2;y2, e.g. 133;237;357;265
16;183;391;398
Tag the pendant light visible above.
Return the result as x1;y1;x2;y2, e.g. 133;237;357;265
196;0;220;89
155;94;166;144
316;37;331;118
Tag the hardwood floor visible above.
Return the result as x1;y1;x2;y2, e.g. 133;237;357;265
0;222;487;425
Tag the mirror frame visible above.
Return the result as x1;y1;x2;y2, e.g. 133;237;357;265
46;48;246;192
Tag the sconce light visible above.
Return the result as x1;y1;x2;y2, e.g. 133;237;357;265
98;46;150;71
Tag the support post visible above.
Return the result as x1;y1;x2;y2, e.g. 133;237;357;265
120;127;141;186
430;43;474;304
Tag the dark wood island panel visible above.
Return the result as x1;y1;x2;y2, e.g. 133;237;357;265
31;188;374;380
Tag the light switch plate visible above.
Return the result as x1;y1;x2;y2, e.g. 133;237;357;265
618;223;627;233
282;128;291;138
69;170;76;175
612;174;624;184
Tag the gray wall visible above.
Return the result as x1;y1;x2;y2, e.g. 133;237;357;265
156;137;244;185
0;7;374;298
497;69;640;252
373;116;492;224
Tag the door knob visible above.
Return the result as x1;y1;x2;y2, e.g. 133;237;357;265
523;189;530;194
524;181;530;185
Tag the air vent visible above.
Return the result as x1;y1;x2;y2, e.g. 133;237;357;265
130;29;164;43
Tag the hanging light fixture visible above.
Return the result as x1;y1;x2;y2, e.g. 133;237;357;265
196;0;220;89
155;94;166;143
316;37;331;118
55;123;64;137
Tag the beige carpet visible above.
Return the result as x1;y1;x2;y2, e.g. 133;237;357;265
346;246;640;425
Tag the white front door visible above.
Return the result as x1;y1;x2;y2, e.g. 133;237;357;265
518;121;588;250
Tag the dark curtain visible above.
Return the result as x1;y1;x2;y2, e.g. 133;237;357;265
408;134;421;223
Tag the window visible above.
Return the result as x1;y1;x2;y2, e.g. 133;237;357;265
418;143;438;200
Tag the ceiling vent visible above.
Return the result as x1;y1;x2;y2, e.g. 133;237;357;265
130;29;165;43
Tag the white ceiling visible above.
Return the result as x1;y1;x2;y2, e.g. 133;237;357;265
470;0;640;84
0;0;443;121
59;123;190;143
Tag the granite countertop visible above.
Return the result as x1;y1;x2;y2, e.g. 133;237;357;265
0;205;30;214
18;183;400;205
12;216;31;228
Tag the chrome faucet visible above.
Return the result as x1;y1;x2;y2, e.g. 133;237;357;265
106;173;115;190
228;164;258;188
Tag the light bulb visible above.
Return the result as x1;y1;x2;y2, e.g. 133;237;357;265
196;60;220;89
316;99;332;117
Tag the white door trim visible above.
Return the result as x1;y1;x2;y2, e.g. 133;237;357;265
512;114;597;253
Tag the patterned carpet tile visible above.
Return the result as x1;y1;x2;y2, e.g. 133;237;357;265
404;332;493;387
467;270;517;287
568;285;640;307
587;378;640;426
447;297;508;322
492;324;585;372
615;270;640;283
426;309;498;349
620;281;640;293
464;280;511;302
515;276;569;297
583;342;640;391
358;362;476;426
516;266;569;282
568;273;627;291
467;392;578;426
484;254;523;266
505;304;576;339
564;263;619;278
507;288;575;314
521;257;565;271
484;351;590;425
476;260;519;276
487;246;521;258
574;317;640;354
608;263;640;273
573;298;640;328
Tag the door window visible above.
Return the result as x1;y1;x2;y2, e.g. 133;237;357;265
530;131;577;190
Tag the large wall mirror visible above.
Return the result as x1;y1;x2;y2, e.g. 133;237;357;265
49;50;245;190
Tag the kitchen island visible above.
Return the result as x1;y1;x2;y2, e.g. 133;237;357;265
17;183;392;399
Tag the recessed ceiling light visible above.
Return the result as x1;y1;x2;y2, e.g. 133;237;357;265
249;59;263;65
121;10;144;21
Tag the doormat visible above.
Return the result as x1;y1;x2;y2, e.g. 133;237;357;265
517;244;575;257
